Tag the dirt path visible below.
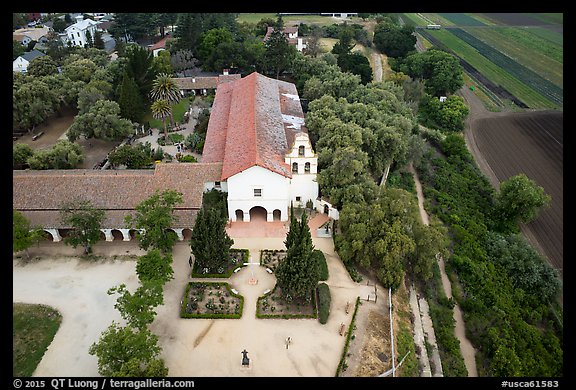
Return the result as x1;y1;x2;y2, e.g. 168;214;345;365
409;163;479;377
372;51;383;82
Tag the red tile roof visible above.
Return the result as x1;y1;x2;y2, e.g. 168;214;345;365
149;35;171;51
13;163;223;229
202;72;307;181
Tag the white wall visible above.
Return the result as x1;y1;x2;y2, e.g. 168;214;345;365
289;175;318;209
13;57;29;73
227;166;290;221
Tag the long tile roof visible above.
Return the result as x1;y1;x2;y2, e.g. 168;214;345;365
202;72;307;181
13;163;222;229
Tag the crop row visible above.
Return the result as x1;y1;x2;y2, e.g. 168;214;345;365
448;28;563;105
464;27;563;88
420;29;557;109
437;13;486;26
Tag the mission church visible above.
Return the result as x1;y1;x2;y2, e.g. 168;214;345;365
13;72;325;242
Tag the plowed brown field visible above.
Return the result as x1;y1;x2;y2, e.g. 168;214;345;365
470;110;563;278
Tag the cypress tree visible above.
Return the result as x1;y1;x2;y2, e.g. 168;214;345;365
117;71;145;123
276;211;320;303
190;208;234;273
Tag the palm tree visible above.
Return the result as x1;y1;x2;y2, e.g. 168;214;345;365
150;99;172;143
150;73;181;131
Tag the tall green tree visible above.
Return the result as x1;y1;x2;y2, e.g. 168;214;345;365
136;248;174;286
89;322;168;377
29;50;60;71
67;100;134;142
124;43;157;102
108;283;164;330
494;173;551;231
399;49;464;96
336;188;418;290
275;212;319;302
190;207;234;274
150;99;172;142
59;199;105;254
125;189;184;253
373;23;416;58
13;210;42;258
264;20;297;78
173;13;203;53
117;71;145;122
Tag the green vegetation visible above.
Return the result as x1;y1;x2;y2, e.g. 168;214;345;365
415;135;563;376
421;28;558;109
59;199;106;254
335;297;360;376
181;282;244;319
448;28;562;105
145;97;191;130
312;249;329;281
438;13;485;26
13;303;62;377
463;27;562;88
317;282;331;324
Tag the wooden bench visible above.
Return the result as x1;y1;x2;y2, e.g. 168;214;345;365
339;323;346;336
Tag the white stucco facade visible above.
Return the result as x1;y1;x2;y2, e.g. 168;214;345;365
224;132;319;222
227;166;290;222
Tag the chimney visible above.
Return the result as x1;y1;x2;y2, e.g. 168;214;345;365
223;69;229;76
75;15;84;23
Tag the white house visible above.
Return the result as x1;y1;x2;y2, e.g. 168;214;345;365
263;26;307;52
62;15;98;47
13;49;46;73
202;72;319;222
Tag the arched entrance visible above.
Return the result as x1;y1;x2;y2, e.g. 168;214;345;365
182;228;193;240
324;204;329;214
249;206;267;222
235;209;245;222
112;229;124;241
273;209;281;221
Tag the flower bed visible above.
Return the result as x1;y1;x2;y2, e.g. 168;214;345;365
259;249;286;273
191;248;249;278
256;286;317;319
181;282;243;319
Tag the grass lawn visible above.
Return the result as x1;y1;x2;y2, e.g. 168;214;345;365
13;303;62;377
237;13;366;27
144;97;192;130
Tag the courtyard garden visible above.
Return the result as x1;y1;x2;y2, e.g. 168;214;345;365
191;248;249;278
259;249;286;272
257;285;317;319
180;282;244;319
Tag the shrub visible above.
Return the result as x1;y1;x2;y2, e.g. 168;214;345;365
178;155;197;163
312;249;329;281
317;283;331;324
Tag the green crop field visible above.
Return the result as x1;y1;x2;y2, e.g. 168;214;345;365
438;13;486;26
449;28;562;106
423;29;559;109
463;27;563;88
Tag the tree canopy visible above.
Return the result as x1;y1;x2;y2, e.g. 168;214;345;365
124;189;184;253
59;199;105;254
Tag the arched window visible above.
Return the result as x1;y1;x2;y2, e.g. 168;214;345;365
292;162;298;173
298;145;305;156
304;162;311;173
